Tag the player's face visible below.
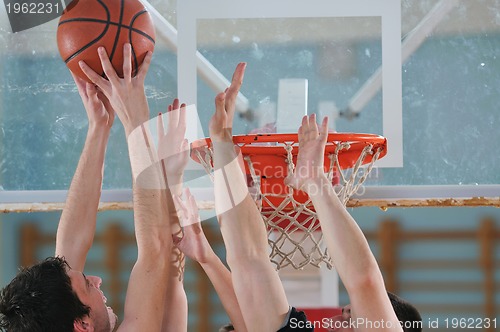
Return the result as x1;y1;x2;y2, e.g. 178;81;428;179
68;269;118;331
327;304;353;332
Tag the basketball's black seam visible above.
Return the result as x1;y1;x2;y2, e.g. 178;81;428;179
63;0;111;64
59;18;155;44
109;0;126;63
129;10;149;75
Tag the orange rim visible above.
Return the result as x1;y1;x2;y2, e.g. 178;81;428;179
191;132;387;211
191;132;387;170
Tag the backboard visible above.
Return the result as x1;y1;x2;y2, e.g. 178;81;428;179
175;0;500;208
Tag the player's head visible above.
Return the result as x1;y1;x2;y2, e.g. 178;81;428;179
387;291;422;332
328;292;422;332
219;323;235;331
0;256;117;332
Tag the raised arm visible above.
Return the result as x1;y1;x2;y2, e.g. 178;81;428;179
174;188;247;332
157;99;189;332
55;73;114;272
80;44;171;331
209;63;290;331
286;115;402;332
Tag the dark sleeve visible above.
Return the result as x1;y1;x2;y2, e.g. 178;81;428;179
277;307;314;332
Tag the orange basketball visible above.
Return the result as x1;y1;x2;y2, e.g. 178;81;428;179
57;0;155;82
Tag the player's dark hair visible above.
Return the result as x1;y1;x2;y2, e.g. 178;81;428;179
0;256;90;332
388;292;422;332
219;323;235;331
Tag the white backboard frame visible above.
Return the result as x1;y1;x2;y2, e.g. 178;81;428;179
177;0;403;167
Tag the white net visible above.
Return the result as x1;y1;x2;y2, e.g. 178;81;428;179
193;138;384;270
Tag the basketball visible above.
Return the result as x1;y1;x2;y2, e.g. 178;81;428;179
57;0;155;82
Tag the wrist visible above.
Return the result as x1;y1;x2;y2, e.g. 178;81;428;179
87;125;111;140
122;101;150;137
211;142;240;164
301;175;331;195
199;251;219;266
124;122;145;138
165;176;183;196
127;125;163;189
166;173;183;184
85;128;110;153
123;114;150;138
211;140;235;150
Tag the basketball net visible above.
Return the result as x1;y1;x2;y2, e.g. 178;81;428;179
193;136;384;270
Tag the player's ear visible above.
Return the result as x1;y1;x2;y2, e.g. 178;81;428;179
74;316;94;332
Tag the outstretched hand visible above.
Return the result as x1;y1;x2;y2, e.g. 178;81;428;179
173;188;215;264
72;72;114;132
78;43;152;136
285;114;329;190
158;99;189;181
209;62;246;142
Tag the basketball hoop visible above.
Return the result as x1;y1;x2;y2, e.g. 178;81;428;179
191;133;387;270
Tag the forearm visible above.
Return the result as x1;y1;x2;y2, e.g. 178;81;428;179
212;142;247;199
201;254;247;332
128;124;172;258
161;174;185;317
161;287;187;332
212;142;269;260
55;127;109;270
161;246;188;332
310;179;402;331
126;151;174;327
161;177;188;332
127;122;192;328
133;187;171;255
164;174;184;227
306;176;383;291
165;171;183;197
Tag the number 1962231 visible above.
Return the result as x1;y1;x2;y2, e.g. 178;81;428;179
444;318;496;329
6;2;61;14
